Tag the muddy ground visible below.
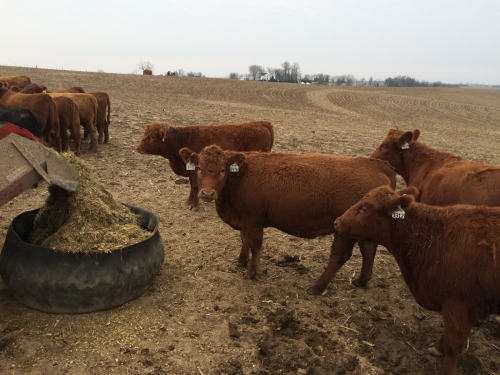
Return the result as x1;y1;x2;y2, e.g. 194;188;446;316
1;65;500;375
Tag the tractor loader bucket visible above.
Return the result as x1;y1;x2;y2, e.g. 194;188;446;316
0;133;79;206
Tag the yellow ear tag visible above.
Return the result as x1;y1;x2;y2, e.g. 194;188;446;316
186;161;196;171
401;142;410;150
230;163;239;172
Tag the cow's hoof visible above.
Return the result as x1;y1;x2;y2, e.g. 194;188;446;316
190;205;199;212
307;286;324;295
244;272;258;280
428;346;444;357
236;259;249;267
352;278;368;288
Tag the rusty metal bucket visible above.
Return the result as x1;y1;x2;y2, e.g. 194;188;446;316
0;133;79;206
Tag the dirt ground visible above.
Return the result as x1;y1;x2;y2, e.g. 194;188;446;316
1;65;500;375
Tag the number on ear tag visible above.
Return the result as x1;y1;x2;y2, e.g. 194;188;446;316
230;163;239;172
186;162;196;171
401;142;410;150
391;206;405;219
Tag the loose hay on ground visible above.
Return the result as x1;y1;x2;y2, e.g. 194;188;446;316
30;152;151;253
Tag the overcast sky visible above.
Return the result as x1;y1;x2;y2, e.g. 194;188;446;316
2;0;499;84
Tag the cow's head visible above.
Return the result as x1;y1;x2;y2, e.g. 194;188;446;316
20;83;47;94
136;122;169;155
370;128;420;172
334;185;418;246
179;145;246;202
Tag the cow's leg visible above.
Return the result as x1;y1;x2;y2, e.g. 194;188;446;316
432;303;472;375
241;226;264;279
60;123;69;152
70;125;81;155
187;171;199;211
104;121;109;144
237;231;250;266
308;233;356;295
97;121;104;144
51;129;62;153
352;241;377;287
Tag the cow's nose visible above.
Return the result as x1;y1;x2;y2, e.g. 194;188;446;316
200;189;218;201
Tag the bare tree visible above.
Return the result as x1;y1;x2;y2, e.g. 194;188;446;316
229;72;239;79
368;76;373;86
176;69;184;76
248;64;263;80
267;66;276;80
137;61;155;74
345;74;356;86
291;62;301;82
282;61;291;81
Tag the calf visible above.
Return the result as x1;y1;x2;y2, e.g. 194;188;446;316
179;145;396;294
51;96;81;155
370;128;500;206
47;93;98;152
334;185;500;375
0;75;32;89
0;87;61;151
136;121;275;210
90;91;111;144
0;107;42;138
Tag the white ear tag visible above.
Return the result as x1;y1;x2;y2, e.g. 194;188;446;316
186;161;196;171
229;163;239;172
401;141;409;150
391;205;405;219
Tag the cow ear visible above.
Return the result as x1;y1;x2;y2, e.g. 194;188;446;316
179;148;198;165
227;153;246;169
397;186;419;197
398;194;415;210
158;126;168;141
413;129;420;141
398;131;414;149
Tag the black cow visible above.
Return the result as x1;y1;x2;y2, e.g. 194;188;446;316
0;108;43;138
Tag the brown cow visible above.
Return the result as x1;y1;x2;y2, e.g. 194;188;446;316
21;83;85;94
90;91;111;144
370;128;500;206
51;96;81;155
0;87;61;151
49;87;85;93
47;93;98;152
136;121;275;210
334;185;500;375
179;145;396;294
0;75;32;89
143;70;153;75
20;83;48;94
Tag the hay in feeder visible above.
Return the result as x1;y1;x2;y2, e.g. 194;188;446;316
30;153;151;253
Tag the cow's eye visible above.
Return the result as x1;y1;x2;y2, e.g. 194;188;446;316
221;168;225;173
358;206;366;213
198;168;202;172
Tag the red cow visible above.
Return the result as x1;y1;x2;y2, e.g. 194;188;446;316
143;70;153;75
136;121;275;210
0;87;61;152
49;87;85;93
0;75;32;89
370;128;500;206
47;93;98;152
90;91;111;144
51;96;81;155
179;144;396;294
334;185;500;375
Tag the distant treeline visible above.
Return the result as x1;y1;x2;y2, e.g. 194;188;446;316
384;75;458;88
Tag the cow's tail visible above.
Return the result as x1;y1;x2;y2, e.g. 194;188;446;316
263;121;275;150
106;94;110;125
49;98;62;152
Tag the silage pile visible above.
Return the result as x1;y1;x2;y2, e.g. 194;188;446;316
30;153;151;253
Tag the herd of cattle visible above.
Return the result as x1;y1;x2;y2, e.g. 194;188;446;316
136;121;500;375
1;72;499;374
0;75;110;155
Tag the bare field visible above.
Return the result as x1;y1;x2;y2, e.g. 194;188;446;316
1;66;500;375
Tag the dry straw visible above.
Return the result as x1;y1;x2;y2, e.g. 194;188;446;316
30;153;151;253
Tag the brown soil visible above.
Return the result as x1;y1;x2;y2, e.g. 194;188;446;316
1;66;500;375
